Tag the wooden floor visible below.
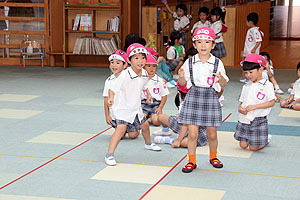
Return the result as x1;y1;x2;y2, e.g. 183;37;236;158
265;40;300;69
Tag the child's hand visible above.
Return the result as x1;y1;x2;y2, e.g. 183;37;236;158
155;107;163;114
178;68;185;78
178;57;184;61
287;98;292;104
172;139;180;148
245;105;257;112
147;96;153;104
162;0;167;4
239;106;248;115
105;115;112;125
108;97;114;106
213;72;227;88
251;48;256;54
178;27;183;32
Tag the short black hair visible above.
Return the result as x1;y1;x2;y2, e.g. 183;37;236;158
247;12;259;25
242;61;262;71
297;62;300;71
198;7;209;16
184;47;198;61
123;33;140;52
176;3;187;14
259;52;271;62
139;38;147;46
128;53;147;61
169;31;182;46
211;7;226;24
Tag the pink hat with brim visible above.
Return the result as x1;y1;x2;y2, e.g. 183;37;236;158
241;54;266;67
192;27;216;41
127;43;147;58
146;54;158;65
146;47;159;56
108;50;128;63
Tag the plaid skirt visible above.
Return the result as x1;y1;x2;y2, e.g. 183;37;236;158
169;115;208;147
112;114;147;132
211;42;226;58
166;60;181;72
288;99;300;110
234;117;268;146
178;86;222;127
141;99;161;117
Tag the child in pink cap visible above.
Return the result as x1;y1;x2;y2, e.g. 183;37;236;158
105;43;161;166
178;27;229;173
234;54;275;151
141;54;170;127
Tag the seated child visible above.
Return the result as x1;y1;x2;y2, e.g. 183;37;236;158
154;82;208;148
280;62;300;111
105;44;162;166
259;52;284;95
166;31;185;79
234;54;275;151
191;7;210;34
141;54;170;126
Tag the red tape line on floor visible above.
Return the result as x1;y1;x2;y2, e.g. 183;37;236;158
0;127;112;191
139;112;232;200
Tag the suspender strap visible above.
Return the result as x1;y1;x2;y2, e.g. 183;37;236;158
210;57;219;88
188;57;195;86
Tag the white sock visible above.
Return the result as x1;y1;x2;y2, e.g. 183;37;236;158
274;85;280;90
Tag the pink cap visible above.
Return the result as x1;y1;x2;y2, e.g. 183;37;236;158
108;50;128;63
146;54;158;65
146;47;159;56
176;81;189;93
192;27;216;41
241;54;266;67
127;43;147;58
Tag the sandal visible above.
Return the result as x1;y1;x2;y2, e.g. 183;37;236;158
182;162;197;173
210;158;223;168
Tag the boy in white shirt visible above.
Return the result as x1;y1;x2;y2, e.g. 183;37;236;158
235;54;276;151
142;54;170;126
163;0;190;47
105;43;161;166
191;7;210;34
280;62;300;111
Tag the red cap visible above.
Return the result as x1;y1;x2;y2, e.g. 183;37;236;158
146;54;158;65
241;54;266;67
127;43;147;58
192;27;216;41
146;47;159;56
108;50;128;63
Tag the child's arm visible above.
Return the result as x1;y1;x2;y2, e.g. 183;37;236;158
245;99;275;112
108;89;115;106
162;0;173;15
213;72;227;89
155;95;167;114
146;88;153;104
238;102;248;115
104;97;112;125
178;67;187;86
172;124;187;148
265;62;273;79
251;41;261;54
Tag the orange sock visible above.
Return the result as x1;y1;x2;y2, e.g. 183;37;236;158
187;154;196;164
210;151;217;160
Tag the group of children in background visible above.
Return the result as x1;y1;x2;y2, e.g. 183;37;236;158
102;2;300;173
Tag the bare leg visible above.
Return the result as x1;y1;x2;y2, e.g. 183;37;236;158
128;131;139;139
180;137;188;148
187;124;199;155
140;120;151;143
173;61;184;75
249;145;265;151
157;114;170;127
293;104;300;111
108;124;127;153
151;114;161;126
240;141;248;149
206;126;218;153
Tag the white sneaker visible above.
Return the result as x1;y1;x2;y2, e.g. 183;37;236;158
145;143;162;151
267;135;272;144
153;136;170;144
105;155;117;166
153;128;172;136
275;88;284;95
288;88;293;94
166;82;176;88
240;78;249;83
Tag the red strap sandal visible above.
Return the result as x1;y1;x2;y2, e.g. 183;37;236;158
210;158;223;168
182;162;197;173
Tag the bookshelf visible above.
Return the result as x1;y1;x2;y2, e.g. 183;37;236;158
62;1;122;68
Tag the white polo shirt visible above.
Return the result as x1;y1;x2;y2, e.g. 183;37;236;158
103;74;118;119
210;21;223;43
243;27;263;57
167;45;185;60
181;54;229;92
291;78;300;100
141;74;169;101
191;20;211;34
110;67;149;123
173;12;190;31
239;79;276;124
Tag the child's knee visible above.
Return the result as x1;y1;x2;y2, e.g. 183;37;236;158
240;142;248;149
207;132;217;141
293;104;300;111
249;145;261;151
151;115;160;126
140;120;149;130
280;101;286;107
128;131;139;139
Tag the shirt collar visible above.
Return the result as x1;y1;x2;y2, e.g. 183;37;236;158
193;53;215;65
128;67;148;79
108;74;116;81
150;74;159;82
257;79;268;86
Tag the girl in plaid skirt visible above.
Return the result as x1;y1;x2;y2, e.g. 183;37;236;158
178;27;229;173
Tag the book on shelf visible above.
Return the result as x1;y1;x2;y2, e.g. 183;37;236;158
77;14;92;31
73;14;81;31
72;35;120;55
107;16;119;32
